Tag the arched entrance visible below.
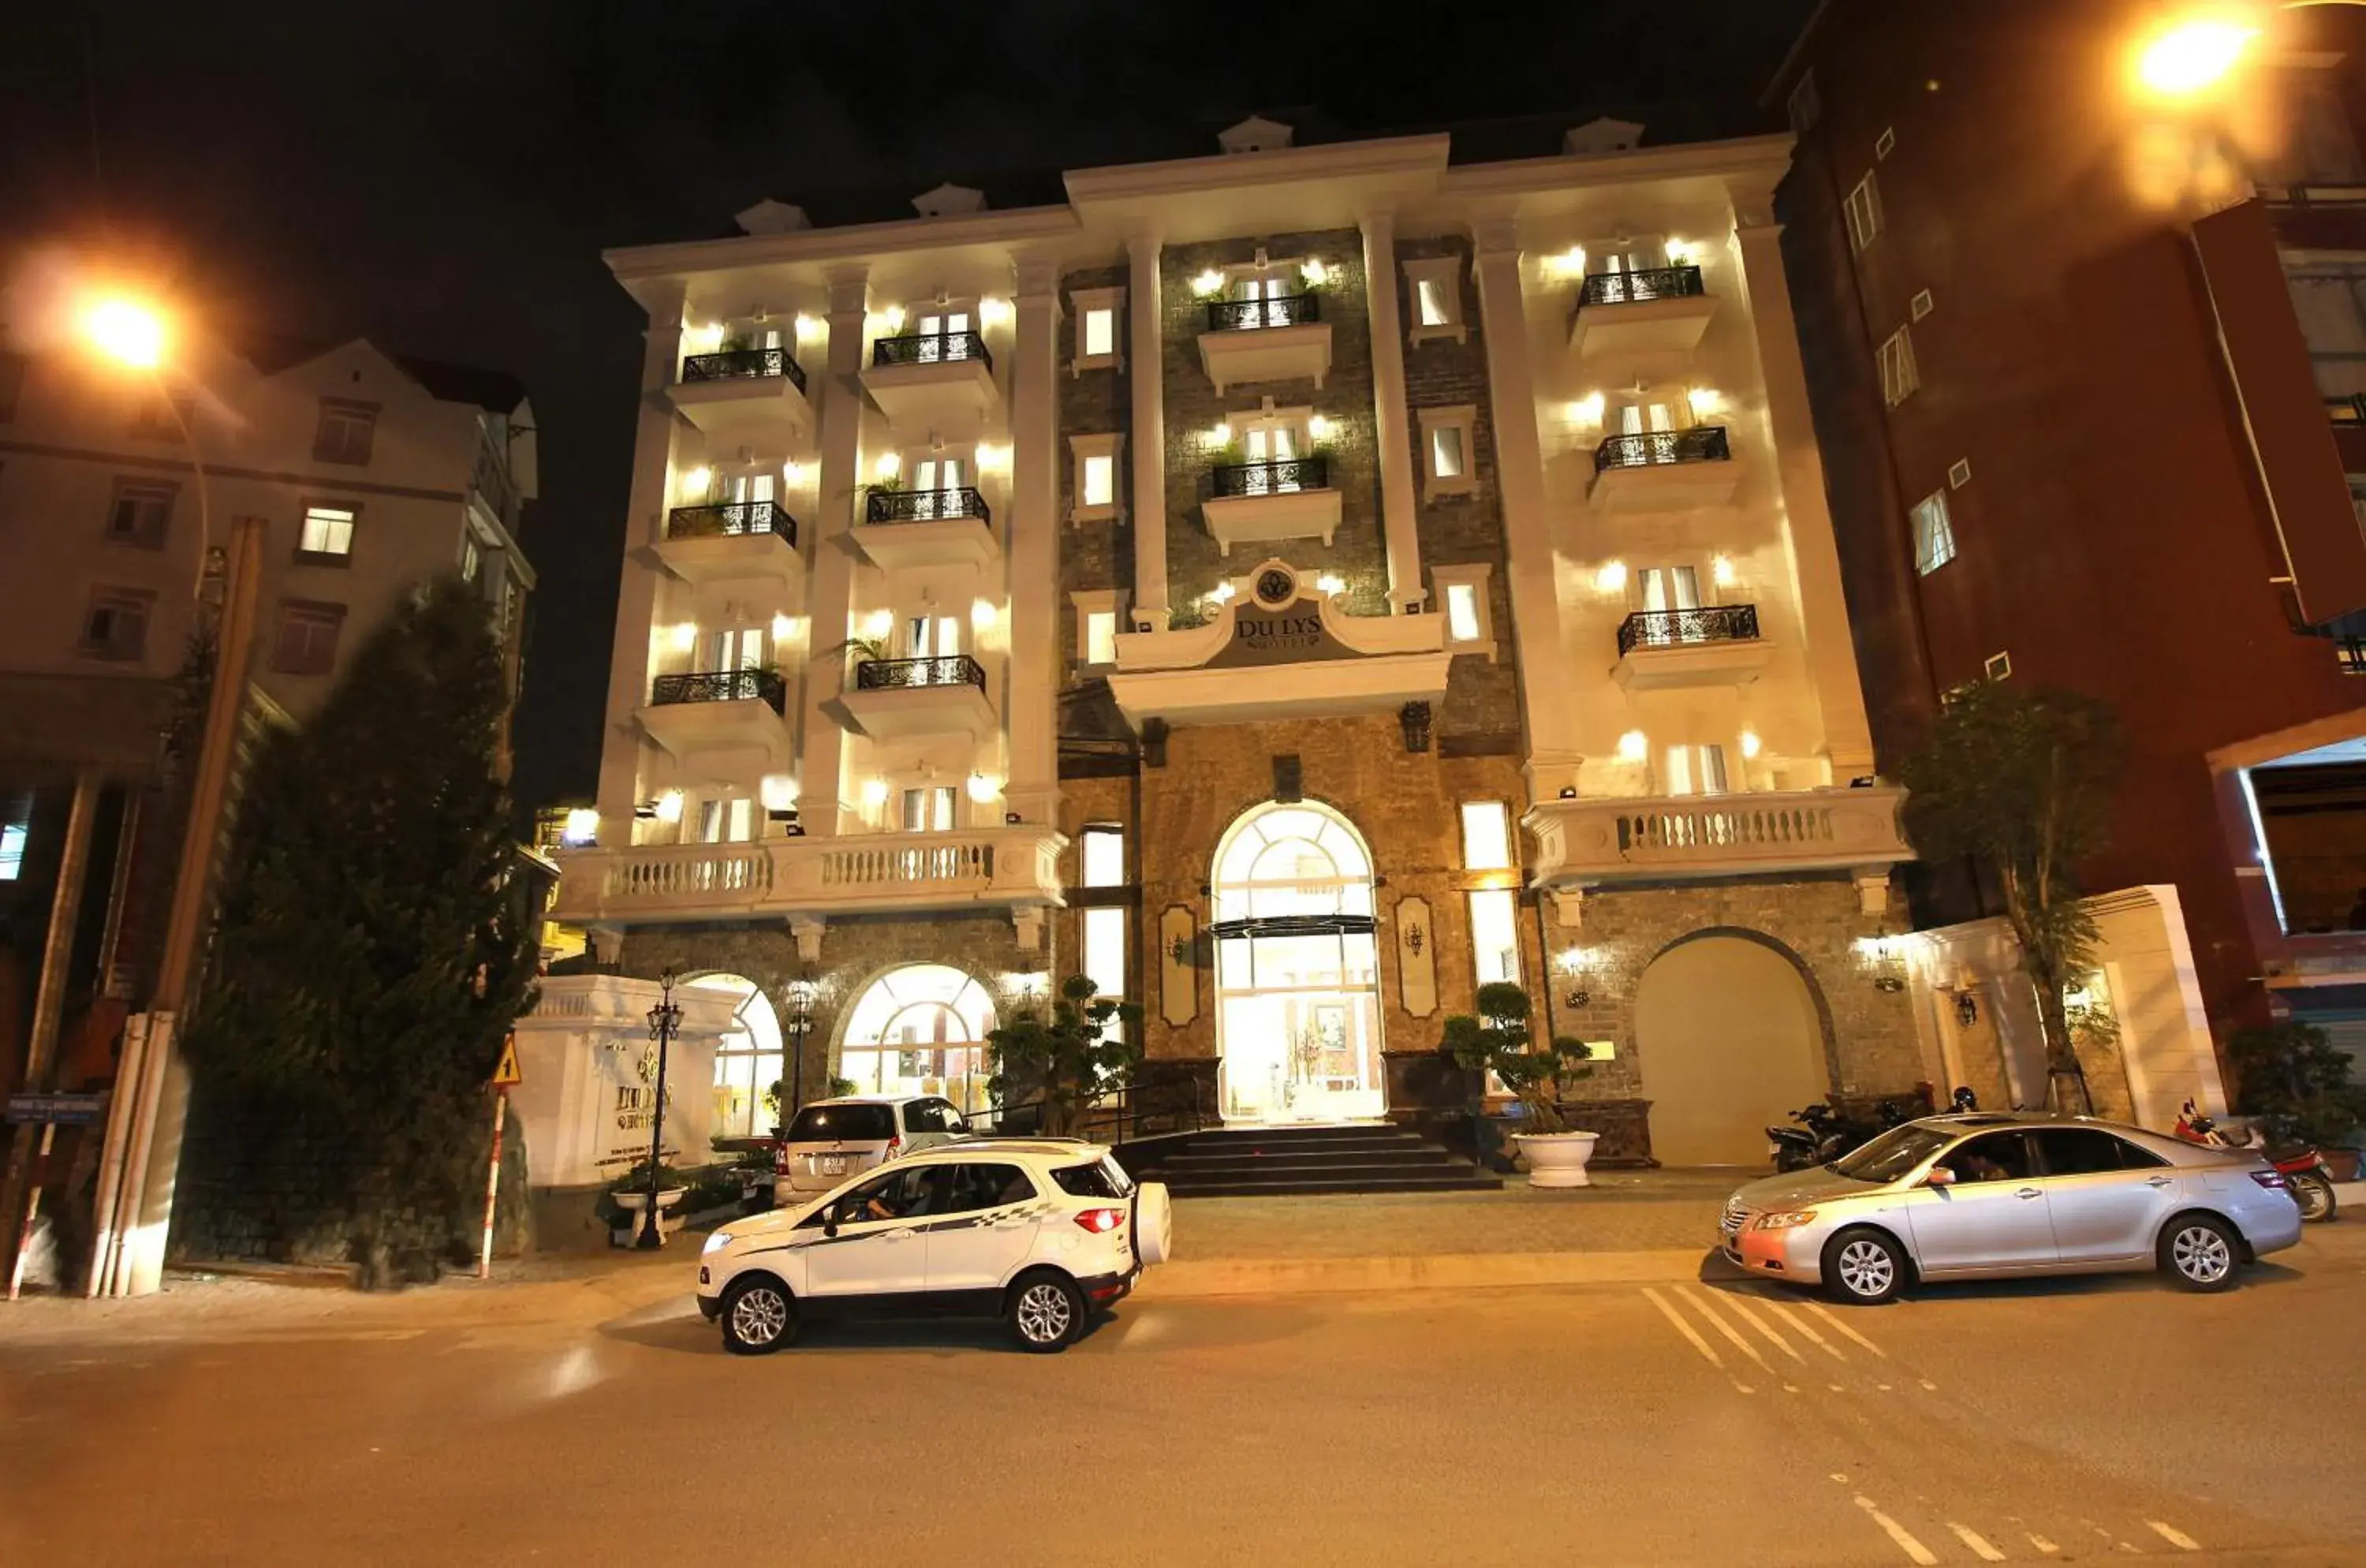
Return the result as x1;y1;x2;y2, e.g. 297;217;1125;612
839;965;998;1113
1211;801;1385;1122
1635;933;1830;1165
686;974;783;1139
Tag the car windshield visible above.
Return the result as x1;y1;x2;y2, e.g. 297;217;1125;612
1830;1124;1954;1183
785;1104;895;1143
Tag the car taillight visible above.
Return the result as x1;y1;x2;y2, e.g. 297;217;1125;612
773;1145;789;1174
883;1135;903;1161
1074;1208;1125;1234
2251;1170;2289;1190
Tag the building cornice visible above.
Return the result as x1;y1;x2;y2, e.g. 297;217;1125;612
1062;135;1452;206
604;205;1084;286
1440;133;1795;201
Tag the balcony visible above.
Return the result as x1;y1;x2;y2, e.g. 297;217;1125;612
856;486;999;573
1200;457;1342;554
860;331;998;431
546;824;1067;927
1612;605;1771;690
636;668;791;760
1588;424;1740;513
653;501;801;586
1524;786;1912;895
1567;266;1717;360
836;654;996;741
666;347;813;446
1197;294;1332;394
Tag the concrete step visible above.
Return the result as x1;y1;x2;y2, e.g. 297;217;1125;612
1165;1173;1506;1198
1150;1152;1465;1178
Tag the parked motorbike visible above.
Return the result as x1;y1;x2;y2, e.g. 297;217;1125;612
1767;1099;1911;1171
2174;1099;2338;1223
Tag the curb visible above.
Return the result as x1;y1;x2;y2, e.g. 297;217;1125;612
1138;1246;1729;1299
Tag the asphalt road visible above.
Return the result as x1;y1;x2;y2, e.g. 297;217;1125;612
5;1227;2365;1567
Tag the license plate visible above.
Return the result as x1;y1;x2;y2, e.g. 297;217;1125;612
819;1156;846;1176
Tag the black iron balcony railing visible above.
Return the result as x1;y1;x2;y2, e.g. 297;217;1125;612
871;331;993;371
1204;293;1321;331
853;655;988;693
1593;425;1731;472
680;345;809;394
864;487;991;525
666;500;797;545
1211;455;1329;498
651;669;787;714
1617;604;1761;657
1578;265;1706;308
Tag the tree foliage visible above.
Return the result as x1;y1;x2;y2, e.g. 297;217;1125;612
986;974;1143;1136
1442;981;1595;1135
182;578;538;1285
2228;1021;2366;1148
1896;681;2124;1108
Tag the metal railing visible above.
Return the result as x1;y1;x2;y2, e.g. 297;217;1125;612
871;330;993;371
974;1075;1215;1145
1578;265;1706;307
864;486;991;525
852;655;987;693
1617;603;1760;656
1204;293;1322;331
680;345;809;393
1211;455;1329;498
666;500;797;544
1593;425;1731;472
649;668;788;713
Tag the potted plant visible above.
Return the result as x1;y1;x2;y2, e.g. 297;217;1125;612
1444;981;1600;1188
603;1159;692;1246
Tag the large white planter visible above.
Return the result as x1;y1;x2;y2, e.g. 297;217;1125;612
612;1187;689;1247
1513;1131;1602;1189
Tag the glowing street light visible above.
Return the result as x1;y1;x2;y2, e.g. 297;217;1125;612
82;297;167;369
2137;17;2261;95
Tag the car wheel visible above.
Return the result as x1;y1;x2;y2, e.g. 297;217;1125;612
2159;1214;2241;1292
2290;1171;2337;1223
1821;1226;1906;1305
1006;1270;1085;1353
720;1275;797;1355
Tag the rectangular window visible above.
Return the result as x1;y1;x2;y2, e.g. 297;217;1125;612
905;614;960;659
1430;424;1465;480
1081;824;1126;887
1401;256;1467;345
699;797;758;842
1081;453;1114;508
1082;308;1116;358
1664;744;1729;797
1845;172;1883;252
1418;405;1478;498
0;821;24;880
1468;889;1521;987
1445;583;1482;643
459;532;482;583
1877;326;1918;406
1912;489;1957;574
271;600;346;675
1432;562;1495;654
300;504;356;558
901;786;956;833
1460;801;1513;870
105;480;174;547
1085;610;1118;666
1416;276;1451;328
312;399;379;465
80;588;153;662
1082;906;1127;1002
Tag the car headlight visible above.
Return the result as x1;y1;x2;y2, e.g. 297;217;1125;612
702;1229;734;1254
1752;1209;1819;1231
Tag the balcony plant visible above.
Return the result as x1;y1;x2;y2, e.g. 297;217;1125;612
1443;981;1600;1188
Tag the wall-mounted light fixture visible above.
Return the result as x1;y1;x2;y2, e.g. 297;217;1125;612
1558;948;1594;1010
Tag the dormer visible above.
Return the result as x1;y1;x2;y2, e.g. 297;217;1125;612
735;200;811;235
1218;115;1293;155
912;183;987;218
1565;118;1646;156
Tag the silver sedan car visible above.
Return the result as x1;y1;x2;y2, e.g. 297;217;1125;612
1720;1112;2304;1304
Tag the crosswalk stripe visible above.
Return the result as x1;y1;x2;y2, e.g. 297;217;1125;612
1855;1495;1939;1566
1641;1286;1724;1369
2029;1534;2062;1555
1806;1300;1888;1357
1949;1523;2007;1562
1717;1291;1807;1363
2146;1521;2200;1551
1764;1298;1849;1361
1676;1286;1777;1377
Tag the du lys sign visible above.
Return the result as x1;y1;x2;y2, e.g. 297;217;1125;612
1208;594;1360;670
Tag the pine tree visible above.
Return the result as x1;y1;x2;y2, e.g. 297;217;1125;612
184;578;537;1285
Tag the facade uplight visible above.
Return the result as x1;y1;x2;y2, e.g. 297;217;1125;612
562;808;600;846
1315;573;1345;595
669;622;699;653
1593;561;1629;594
873;451;901;480
1616;730;1648;762
976;297;1013;327
965;772;1002;803
655;789;685;823
1740;728;1763;760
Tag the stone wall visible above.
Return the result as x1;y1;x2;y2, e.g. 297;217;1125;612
1058;263;1133;689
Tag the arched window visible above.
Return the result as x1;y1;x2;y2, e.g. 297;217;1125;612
840;965;998;1111
689;975;783;1139
1212;802;1375;923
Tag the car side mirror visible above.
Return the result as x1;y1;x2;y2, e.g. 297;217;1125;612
823;1211;840;1238
1925;1166;1956;1188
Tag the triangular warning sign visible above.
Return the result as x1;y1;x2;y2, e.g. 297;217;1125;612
490;1033;524;1088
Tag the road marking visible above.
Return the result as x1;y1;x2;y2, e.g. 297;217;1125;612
1806;1301;1888;1357
2028;1534;2061;1555
1854;1495;1939;1566
1676;1286;1777;1377
1716;1291;1807;1363
1765;1298;1849;1361
1948;1523;2006;1562
2146;1522;2200;1552
1642;1286;1723;1368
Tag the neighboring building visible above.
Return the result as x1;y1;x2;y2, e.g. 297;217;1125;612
1770;1;2366;1066
554;116;1924;1169
0;320;537;1095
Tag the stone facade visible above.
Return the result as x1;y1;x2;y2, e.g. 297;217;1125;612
1058;263;1133;689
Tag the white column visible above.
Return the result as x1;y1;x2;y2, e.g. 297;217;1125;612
593;280;689;842
1470;216;1585;802
1361;209;1424;610
1004;257;1062;826
1724;188;1876;778
1128;233;1169;629
797;270;871;836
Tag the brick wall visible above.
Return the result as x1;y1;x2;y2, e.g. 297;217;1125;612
1058;263;1133;689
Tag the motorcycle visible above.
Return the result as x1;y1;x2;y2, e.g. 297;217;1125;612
1767;1099;1912;1171
2174;1099;2338;1223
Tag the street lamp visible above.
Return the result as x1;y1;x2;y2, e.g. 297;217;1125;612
783;976;815;1126
640;969;682;1250
2136;2;2366;98
79;293;213;599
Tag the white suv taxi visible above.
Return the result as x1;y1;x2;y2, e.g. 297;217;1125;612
698;1140;1173;1354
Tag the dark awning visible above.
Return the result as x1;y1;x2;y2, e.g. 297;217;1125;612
1206;913;1377;939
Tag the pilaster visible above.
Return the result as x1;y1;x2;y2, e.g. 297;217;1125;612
797;269;871;836
1006;256;1062;826
1360;209;1425;610
1128;233;1169;629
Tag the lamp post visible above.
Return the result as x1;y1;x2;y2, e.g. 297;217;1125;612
783;976;815;1128
639;969;682;1250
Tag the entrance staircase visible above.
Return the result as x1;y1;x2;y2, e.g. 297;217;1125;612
1121;1122;1501;1198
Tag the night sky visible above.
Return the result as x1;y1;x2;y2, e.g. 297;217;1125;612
0;0;1815;812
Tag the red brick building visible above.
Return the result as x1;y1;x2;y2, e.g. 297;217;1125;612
1771;0;2366;1049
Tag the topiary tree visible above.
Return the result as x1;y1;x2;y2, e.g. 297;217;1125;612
1442;981;1596;1134
1897;680;2124;1114
987;974;1143;1136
